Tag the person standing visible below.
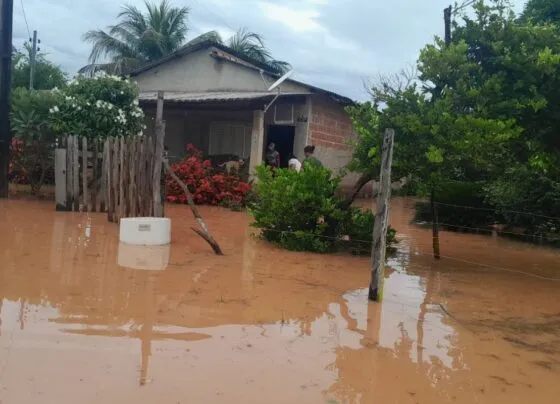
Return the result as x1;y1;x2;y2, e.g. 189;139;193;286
303;145;323;169
265;142;280;170
288;154;302;172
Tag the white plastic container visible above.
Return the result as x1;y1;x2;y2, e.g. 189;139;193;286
119;217;171;246
117;243;170;271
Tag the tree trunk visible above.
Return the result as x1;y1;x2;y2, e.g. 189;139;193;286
163;160;224;255
341;172;375;210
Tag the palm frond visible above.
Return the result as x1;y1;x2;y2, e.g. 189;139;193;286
82;29;140;64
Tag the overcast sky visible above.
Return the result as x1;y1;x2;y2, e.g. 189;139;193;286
13;0;526;100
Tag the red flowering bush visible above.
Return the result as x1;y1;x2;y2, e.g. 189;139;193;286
166;144;252;207
9;137;55;190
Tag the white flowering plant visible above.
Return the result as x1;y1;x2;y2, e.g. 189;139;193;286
49;72;145;139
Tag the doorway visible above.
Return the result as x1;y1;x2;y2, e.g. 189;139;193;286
266;125;295;168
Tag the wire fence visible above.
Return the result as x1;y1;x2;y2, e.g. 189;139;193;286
254;199;560;283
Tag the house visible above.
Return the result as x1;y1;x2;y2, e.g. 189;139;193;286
130;40;357;187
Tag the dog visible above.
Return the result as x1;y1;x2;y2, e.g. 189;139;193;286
218;159;245;175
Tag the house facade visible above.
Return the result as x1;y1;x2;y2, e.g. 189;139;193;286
131;40;357;187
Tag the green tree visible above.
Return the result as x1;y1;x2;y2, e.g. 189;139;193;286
349;0;560;239
12;45;67;90
521;0;560;24
189;28;291;74
80;0;190;74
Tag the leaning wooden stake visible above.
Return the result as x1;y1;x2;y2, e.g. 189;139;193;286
163;160;224;255
369;128;395;302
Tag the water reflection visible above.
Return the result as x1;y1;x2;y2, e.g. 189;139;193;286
1;200;559;403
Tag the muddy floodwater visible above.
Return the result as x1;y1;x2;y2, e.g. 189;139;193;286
1;198;559;403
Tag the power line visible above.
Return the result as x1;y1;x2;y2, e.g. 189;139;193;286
19;0;29;39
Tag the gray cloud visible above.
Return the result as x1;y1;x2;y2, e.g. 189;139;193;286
14;0;526;100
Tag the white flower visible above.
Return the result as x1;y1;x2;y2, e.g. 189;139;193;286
137;131;143;136
54;106;59;112
133;99;139;106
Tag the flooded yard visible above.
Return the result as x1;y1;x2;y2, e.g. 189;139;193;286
1;198;559;403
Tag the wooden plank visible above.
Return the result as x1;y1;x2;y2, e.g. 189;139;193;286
152;91;165;217
137;138;144;216
55;148;67;211
66;136;73;210
112;138;119;222
92;140;99;212
100;140;108;213
82;137;89;212
369;128;395;302
73;136;80;212
129;137;137;217
119;136;125;221
106;139;113;222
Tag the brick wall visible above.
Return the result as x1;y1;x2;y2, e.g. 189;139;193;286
309;96;355;152
308;96;359;191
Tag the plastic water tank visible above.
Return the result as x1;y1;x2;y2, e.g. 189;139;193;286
119;217;171;246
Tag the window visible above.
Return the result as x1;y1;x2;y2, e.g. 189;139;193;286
209;123;252;158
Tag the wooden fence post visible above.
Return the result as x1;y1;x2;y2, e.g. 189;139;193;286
129;137;137;217
100;140;108;213
153;91;165;217
369;128;395;302
112;138;120;222
106;138;113;221
72;136;79;212
66;136;73;210
92;140;99;212
82;137;88;212
55;144;67;211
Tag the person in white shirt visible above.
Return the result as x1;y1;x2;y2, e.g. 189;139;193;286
288;154;302;172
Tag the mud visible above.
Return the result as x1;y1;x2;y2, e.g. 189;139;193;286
1;197;559;403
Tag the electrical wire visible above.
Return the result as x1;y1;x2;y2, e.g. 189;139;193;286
20;0;31;39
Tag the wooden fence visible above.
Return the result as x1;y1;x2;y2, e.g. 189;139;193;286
58;135;162;223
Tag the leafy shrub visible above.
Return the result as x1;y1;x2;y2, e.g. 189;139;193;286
165;144;252;207
250;164;397;254
48;72;145;139
10;88;58;194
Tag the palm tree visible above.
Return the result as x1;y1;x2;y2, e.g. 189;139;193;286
80;0;189;75
227;28;291;74
188;28;291;74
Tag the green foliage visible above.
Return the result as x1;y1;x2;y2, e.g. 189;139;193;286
48;72;145;139
348;1;560;243
10;88;59;193
521;0;560;24
250;165;396;254
12;45;67;90
81;0;190;74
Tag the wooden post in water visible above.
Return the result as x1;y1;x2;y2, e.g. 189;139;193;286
152;91;165;218
368;128;395;302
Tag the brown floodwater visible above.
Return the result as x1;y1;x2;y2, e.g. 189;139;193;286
0;197;559;404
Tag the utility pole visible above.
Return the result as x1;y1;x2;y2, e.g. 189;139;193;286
369;128;395;302
29;30;38;89
0;0;13;198
444;5;452;46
